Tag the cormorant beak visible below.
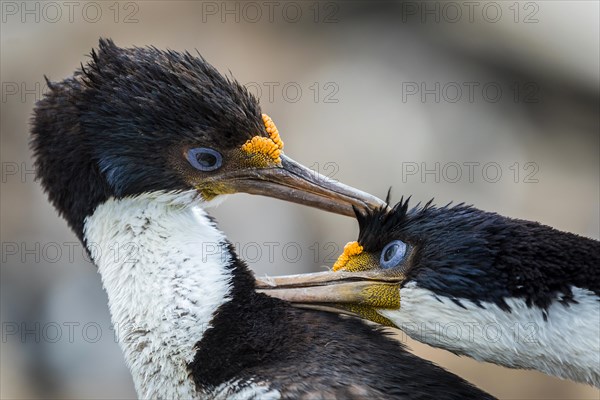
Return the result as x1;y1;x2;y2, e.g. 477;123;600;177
218;154;387;217
255;270;403;325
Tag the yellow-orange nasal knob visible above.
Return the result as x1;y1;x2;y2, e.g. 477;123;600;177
241;136;282;164
333;241;364;271
262;113;284;150
241;113;284;164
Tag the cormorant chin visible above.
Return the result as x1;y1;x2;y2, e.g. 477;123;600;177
200;194;231;209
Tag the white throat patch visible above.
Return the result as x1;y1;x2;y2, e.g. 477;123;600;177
379;282;600;387
83;191;234;399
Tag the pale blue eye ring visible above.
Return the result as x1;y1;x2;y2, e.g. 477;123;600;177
187;148;222;171
380;240;407;269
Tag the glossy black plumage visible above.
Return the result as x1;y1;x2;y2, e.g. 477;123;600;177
191;244;495;399
357;198;600;315
30;38;264;242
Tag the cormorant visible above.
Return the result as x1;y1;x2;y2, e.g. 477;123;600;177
31;40;495;399
259;198;600;387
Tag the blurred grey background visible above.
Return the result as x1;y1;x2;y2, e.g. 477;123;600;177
1;1;598;399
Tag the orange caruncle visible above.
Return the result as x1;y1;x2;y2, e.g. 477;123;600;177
241;113;284;164
333;241;364;271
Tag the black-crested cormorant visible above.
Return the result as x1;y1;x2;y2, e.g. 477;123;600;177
31;40;494;399
260;198;600;387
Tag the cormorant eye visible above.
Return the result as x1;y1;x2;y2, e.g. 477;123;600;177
380;240;407;269
187;148;222;172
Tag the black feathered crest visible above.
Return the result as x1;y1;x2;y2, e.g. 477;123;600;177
67;39;264;147
355;195;435;251
30;39;266;241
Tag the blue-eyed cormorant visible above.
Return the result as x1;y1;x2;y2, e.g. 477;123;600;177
31;40;495;399
260;198;600;387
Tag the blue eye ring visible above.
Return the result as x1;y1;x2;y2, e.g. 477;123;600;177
187;148;223;172
380;240;407;269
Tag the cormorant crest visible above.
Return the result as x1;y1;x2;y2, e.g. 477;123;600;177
355;195;436;252
30;38;265;241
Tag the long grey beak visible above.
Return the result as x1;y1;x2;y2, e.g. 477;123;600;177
256;270;402;309
225;155;387;217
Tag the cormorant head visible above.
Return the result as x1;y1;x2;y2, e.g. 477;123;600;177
258;196;600;325
31;39;384;241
